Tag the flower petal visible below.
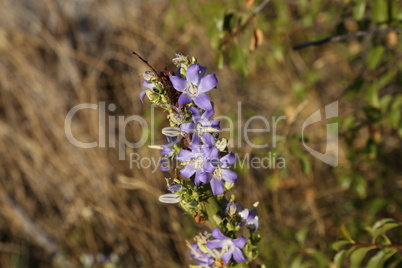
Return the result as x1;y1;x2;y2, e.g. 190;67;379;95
198;74;218;92
203;160;216;173
189;134;201;147
232;247;246;262
195;172;209;185
180;123;195;133
178;93;193;107
161;145;172;155
179;163;196;178
210;177;224;195
189;106;201;118
220;153;236;167
247;217;259;232
208;146;219;159
222;169;238;183
239;209;250;221
139;90;147;102
206;239;224;250
232;236;247;248
212;227;227;240
221;252;232;265
193;93;212;111
141;80;154;90
186;64;206;84
160;159;170;171
202;109;214;120
177;149;193;161
169;75;188;92
209;120;220;130
201;133;216;148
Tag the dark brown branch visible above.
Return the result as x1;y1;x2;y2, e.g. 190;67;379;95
293;28;402;50
131;51;160;79
220;0;271;47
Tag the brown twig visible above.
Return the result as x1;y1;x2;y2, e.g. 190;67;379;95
131;50;160;79
220;0;271;47
293;28;402;50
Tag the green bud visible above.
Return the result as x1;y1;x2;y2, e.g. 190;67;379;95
224;182;235;191
180;199;198;212
146;90;161;103
216;138;228;152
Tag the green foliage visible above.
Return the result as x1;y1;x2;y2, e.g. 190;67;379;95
332;219;402;268
203;0;402;266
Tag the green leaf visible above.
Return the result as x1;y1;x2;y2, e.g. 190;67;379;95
372;0;389;23
216;50;224;69
372;219;400;242
353;1;366;21
388;97;402;128
313;250;330;267
372;218;400;232
366;248;398;268
367;46;385;70
223;12;234;33
378;70;397;88
350;246;376;268
300;154;311;174
290;255;304;268
229;45;249;76
391;1;402;20
332;240;352;251
334;249;347;268
379;95;392;113
366;84;380;107
364;106;382;122
339;225;355;243
296;227;309;246
354;174;367;199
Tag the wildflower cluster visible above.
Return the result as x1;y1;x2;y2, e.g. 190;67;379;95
140;53;260;267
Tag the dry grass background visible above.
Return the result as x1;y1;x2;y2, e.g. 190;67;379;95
0;0;401;267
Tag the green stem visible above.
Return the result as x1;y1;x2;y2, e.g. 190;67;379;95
203;192;223;227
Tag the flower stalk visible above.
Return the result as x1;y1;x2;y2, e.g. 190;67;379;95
138;52;260;267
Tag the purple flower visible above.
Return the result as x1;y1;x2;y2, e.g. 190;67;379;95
169;64;218;111
159;136;178;172
167;183;183;193
176;141;216;186
159;145;173;171
225;201;243;216
206;227;247;264
189;243;214;267
139;80;153;102
140;71;160;102
181;107;220;145
207;153;238;195
239;208;259;232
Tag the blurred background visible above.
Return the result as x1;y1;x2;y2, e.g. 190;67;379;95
0;0;401;267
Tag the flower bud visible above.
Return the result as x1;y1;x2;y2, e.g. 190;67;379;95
215;138;228;152
168;183;183;193
158;193;181;204
172;52;189;67
225;201;242;216
162;126;182;137
143;70;155;81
